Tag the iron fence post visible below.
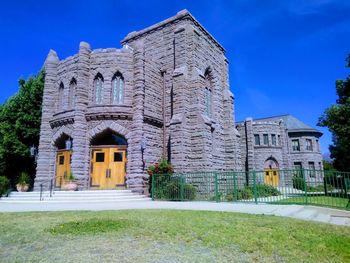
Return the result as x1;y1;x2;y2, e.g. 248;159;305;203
151;174;155;201
180;176;184;201
253;171;258;204
40;184;43;201
233;173;237;202
303;169;308;205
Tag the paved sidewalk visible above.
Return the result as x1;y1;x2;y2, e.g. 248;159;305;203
0;201;349;226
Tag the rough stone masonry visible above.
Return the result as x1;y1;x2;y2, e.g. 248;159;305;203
34;10;323;193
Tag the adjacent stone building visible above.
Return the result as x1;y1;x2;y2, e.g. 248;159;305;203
236;115;323;184
34;10;323;192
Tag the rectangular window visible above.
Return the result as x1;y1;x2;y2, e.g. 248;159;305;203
306;139;313;151
292;139;300;151
316;139;319;152
263;134;269;145
95;152;105;162
59;156;64;165
271;134;276;146
254;134;260;145
294;162;302;177
278;135;281;145
308;162;316;178
114;152;123;162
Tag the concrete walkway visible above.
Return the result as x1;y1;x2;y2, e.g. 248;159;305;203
0;201;349;226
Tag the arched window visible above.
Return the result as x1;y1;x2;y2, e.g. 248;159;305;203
112;72;124;104
69;78;76;108
58;82;64;110
94;74;104;104
204;69;212;116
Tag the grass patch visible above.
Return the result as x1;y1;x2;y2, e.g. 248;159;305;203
0;210;349;262
274;196;350;209
48;219;135;235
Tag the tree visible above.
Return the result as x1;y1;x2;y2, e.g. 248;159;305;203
0;70;44;186
318;55;350;171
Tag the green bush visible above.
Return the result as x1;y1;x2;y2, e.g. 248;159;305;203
237;187;253;200
293;176;306;190
255;184;281;197
0;176;10;197
153;177;196;201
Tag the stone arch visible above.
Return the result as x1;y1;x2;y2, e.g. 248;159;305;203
264;156;279;169
52;126;73;146
87;121;130;141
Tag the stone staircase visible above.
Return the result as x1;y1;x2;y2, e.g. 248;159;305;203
0;190;151;203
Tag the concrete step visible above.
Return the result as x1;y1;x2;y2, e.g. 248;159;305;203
10;190;133;196
0;190;150;203
0;197;152;203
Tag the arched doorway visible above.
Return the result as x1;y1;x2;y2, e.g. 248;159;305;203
54;133;73;188
90;129;127;189
264;157;279;186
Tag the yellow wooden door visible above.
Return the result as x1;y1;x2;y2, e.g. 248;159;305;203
91;147;126;189
56;150;71;188
91;149;109;188
264;169;279;186
108;149;126;188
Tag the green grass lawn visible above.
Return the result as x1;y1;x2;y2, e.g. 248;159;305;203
0;210;349;263
273;196;350;209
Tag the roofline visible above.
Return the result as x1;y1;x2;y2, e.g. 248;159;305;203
121;9;225;53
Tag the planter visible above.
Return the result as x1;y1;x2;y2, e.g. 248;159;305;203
62;181;78;191
16;184;29;192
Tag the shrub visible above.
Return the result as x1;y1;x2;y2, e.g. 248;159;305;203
0;176;10;197
293;176;306;190
255;184;280;197
153;177;196;201
17;171;30;185
237;187;253;200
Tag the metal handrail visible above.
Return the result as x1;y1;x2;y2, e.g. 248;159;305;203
39;177;54;201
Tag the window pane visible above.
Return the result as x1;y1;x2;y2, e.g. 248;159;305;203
96;152;105;162
59;156;64;165
271;134;276;145
263;134;268;145
114;152;123;162
254;134;260;145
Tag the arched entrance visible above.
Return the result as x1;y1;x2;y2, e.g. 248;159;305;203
54;133;73;188
90;129;127;189
264;157;279;186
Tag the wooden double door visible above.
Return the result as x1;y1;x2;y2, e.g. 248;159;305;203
91;147;127;189
264;169;279;186
55;150;72;188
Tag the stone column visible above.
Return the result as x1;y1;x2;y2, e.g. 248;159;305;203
71;42;91;189
128;40;146;193
34;50;59;190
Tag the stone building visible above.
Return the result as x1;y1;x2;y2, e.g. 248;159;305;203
34;10;323;192
34;10;242;192
236;115;323;185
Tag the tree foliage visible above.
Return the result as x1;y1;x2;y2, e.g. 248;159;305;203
0;70;44;186
318;55;350;171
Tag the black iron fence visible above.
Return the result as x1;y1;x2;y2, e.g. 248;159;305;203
152;169;350;210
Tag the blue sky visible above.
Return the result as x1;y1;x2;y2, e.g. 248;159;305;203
0;0;349;154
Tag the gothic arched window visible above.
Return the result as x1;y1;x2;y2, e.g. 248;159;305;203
69;78;77;108
204;69;212;116
58;82;64;110
112;72;124;104
94;74;104;104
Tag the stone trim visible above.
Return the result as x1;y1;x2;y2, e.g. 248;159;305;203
121;9;225;53
52;125;73;145
87;121;131;141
